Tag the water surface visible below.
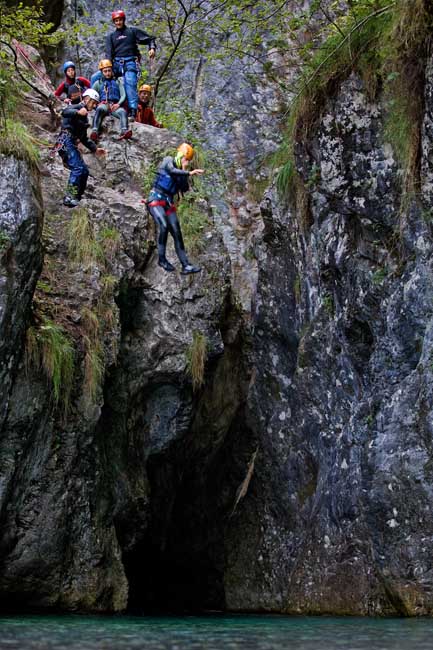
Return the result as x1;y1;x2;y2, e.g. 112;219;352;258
1;614;433;649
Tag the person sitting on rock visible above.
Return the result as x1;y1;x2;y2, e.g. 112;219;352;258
135;84;163;127
66;84;83;105
91;59;131;141
54;61;90;103
147;143;204;274
56;88;106;207
105;9;156;119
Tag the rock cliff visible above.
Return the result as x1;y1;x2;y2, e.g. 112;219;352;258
1;1;433;616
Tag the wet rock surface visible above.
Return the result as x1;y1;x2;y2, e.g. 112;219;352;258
224;69;433;615
0;90;235;611
2;2;433;617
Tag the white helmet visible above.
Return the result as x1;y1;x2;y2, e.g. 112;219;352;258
83;88;100;102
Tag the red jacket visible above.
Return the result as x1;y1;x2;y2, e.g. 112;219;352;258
54;76;90;98
135;103;163;127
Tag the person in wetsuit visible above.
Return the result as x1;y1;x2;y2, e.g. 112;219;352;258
57;88;106;207
147;143;204;274
105;9;156;119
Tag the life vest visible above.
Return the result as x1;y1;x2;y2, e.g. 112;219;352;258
100;79;121;103
154;170;177;196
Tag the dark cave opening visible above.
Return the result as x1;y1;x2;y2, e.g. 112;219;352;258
120;449;227;615
104;285;252;615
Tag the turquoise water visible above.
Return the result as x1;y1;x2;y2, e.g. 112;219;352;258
1;614;433;649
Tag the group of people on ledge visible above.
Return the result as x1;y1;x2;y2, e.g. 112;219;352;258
53;10;203;274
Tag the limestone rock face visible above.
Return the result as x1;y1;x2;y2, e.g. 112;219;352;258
224;67;433;615
0;156;43;431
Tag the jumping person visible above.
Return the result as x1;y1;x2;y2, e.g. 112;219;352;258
135;84;163;127
105;10;156;119
56;88;106;207
91;59;131;140
54;61;90;103
147;143;204;274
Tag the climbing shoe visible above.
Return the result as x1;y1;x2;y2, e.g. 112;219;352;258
63;195;80;208
119;129;133;140
158;259;175;272
128;108;137;120
181;264;201;275
90;130;99;142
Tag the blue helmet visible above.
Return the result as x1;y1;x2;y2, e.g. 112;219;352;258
63;60;76;74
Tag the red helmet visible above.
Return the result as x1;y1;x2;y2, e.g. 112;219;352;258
111;10;125;21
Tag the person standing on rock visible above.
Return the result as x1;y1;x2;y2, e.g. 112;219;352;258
135;84;163;127
91;59;131;141
54;61;90;103
57;88;106;207
105;10;156;120
147;143;204;274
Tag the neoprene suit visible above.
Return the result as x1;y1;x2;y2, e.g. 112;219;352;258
147;156;191;268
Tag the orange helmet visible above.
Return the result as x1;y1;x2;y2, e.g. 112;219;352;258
138;84;152;93
111;10;125;21
177;143;194;161
98;59;112;70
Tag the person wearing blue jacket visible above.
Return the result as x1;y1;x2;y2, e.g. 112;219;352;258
147;143;204;274
105;9;156;119
56;89;106;207
91;60;131;140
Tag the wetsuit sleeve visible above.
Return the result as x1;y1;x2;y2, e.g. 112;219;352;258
54;81;66;97
133;27;156;50
105;31;114;60
165;158;189;177
81;135;97;153
117;79;126;105
61;104;82;118
78;77;91;88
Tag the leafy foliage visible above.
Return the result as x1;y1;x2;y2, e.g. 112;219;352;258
0;1;60;121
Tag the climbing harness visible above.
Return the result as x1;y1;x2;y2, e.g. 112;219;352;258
147;199;177;216
49;131;69;158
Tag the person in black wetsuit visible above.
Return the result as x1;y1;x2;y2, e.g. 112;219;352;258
147;143;204;274
56;88;106;207
105;9;156;119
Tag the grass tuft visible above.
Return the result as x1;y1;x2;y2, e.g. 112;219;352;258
186;331;208;391
83;336;104;406
26;317;75;413
98;227;121;263
68;208;104;266
81;307;105;406
177;192;210;254
0;119;40;168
